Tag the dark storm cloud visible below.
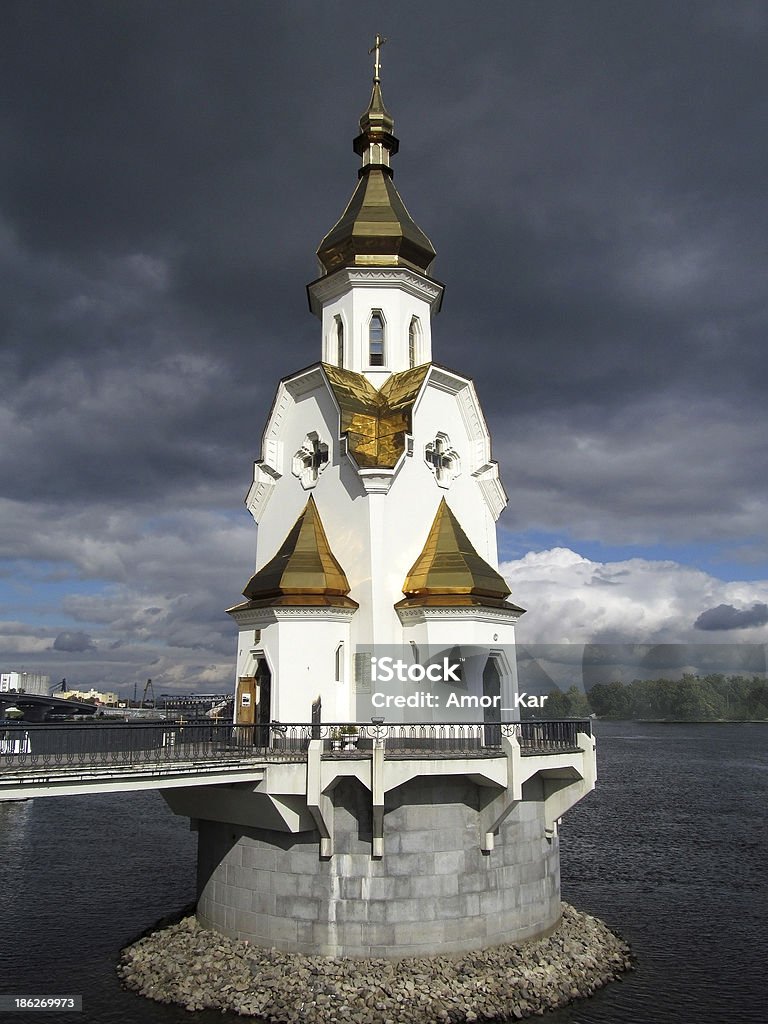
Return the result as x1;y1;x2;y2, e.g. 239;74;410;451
3;2;767;509
53;630;95;653
695;603;768;631
493;397;768;545
1;1;767;688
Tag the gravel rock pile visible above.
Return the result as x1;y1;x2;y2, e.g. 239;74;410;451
118;903;632;1021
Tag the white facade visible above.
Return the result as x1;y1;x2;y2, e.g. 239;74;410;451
230;276;522;722
246;363;505;593
1;671;50;695
229;77;523;727
308;267;442;383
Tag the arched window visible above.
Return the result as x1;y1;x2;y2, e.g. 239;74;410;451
335;316;344;368
369;311;384;366
408;316;420;368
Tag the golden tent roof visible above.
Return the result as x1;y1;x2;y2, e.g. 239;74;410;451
238;496;357;609
397;498;525;612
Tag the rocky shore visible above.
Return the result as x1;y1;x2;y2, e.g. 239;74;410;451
118;902;631;1021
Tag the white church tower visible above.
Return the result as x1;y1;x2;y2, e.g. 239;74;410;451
228;40;524;726
164;43;596;958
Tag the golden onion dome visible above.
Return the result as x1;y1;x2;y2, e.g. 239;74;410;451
316;52;436;276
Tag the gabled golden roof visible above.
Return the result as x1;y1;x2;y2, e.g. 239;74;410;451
240;496;357;609
322;362;429;469
397;498;525;612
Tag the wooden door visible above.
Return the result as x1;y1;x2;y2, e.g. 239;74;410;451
236;676;256;726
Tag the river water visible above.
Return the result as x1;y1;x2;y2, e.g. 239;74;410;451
0;722;765;1024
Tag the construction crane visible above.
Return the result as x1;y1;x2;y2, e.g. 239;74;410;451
205;698;232;720
141;678;155;708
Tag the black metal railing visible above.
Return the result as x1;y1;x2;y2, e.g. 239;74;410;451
0;721;305;773
374;722;486;755
511;718;592;753
0;719;592;775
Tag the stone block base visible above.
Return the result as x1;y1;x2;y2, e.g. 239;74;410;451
196;776;560;956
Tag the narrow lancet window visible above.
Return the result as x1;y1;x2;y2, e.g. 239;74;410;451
369;311;384;366
408;316;420;368
335;316;344;368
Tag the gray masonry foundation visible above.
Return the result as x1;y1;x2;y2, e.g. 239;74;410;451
196;776;560;957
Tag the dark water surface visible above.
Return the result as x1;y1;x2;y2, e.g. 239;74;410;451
0;722;766;1023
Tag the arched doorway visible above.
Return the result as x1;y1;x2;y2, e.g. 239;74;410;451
482;657;502;746
236;657;272;746
255;658;272;746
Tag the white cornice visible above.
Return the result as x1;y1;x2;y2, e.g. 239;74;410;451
396;605;522;625
425;366;471;395
472;464;508;521
284;365;326;398
357;468;398;493
229;605;357;627
307;267;444;317
245;464;279;523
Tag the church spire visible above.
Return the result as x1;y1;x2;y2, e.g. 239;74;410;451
370;32;386;84
315;37;436;277
354;35;398;172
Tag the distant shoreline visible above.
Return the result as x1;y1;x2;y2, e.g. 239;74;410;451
597;718;768;724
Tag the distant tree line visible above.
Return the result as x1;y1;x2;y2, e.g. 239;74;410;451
525;674;768;721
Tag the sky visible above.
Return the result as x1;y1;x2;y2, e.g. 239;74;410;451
2;0;767;696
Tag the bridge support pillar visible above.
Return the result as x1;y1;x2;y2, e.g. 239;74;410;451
194;773;564;957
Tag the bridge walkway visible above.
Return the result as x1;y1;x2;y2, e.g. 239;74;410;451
0;719;591;800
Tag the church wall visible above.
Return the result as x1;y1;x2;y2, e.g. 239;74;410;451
407;382;500;563
249;385;366;570
320;285;434;377
232;612;355;723
243;364;507;656
269;617;354;723
388;611;520;723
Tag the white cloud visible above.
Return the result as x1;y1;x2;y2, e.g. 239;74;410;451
501;547;768;689
0;633;54;655
0;503;254;694
502;547;768;646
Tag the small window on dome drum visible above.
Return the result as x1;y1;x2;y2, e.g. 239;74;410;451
408;316;419;368
369;311;384;366
335;316;344;368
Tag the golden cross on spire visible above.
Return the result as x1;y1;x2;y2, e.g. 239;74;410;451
368;34;387;83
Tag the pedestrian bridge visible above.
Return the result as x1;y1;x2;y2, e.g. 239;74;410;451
0;719;591;802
